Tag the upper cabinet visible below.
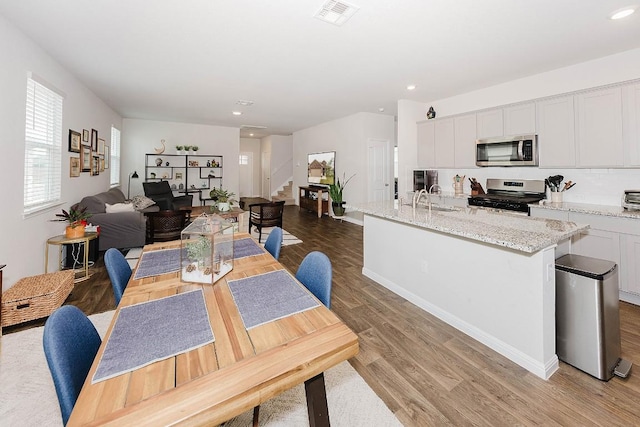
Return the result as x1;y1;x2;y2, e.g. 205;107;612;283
575;87;624;167
623;82;640;167
434;118;455;168
536;95;576;168
417;120;435;168
503;103;536;135
476;110;503;139
454;114;477;168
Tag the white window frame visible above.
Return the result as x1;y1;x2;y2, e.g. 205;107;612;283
110;126;121;187
23;75;64;217
239;154;249;165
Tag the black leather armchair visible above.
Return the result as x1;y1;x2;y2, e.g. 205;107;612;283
142;181;193;211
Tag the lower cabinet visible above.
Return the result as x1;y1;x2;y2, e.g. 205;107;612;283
530;206;640;304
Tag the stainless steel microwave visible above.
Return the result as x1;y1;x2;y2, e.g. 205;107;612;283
476;134;538;167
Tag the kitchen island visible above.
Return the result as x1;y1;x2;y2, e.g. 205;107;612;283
347;200;588;379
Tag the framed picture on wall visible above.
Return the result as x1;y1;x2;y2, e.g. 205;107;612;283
91;129;98;151
104;146;110;169
91;155;100;176
98;138;105;155
68;130;81;153
70;157;80;177
81;146;91;172
82;129;90;143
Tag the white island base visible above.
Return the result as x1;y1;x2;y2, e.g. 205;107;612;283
362;215;559;380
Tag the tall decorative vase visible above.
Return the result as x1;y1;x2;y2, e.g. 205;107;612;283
65;225;86;239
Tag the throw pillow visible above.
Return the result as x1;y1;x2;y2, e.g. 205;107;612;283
131;195;156;210
105;202;135;213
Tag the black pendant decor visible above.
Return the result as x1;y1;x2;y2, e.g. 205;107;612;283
427;106;436;119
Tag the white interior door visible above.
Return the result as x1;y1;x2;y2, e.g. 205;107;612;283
261;150;271;199
368;138;391;202
239;152;253;197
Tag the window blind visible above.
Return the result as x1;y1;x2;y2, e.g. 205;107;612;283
23;78;63;215
110;126;121;186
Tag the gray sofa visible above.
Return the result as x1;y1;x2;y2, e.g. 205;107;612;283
75;188;158;251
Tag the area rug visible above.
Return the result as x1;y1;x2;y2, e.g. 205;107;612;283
0;311;401;427
251;227;302;246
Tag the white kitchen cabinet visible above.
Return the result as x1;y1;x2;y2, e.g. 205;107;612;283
434;118;455;168
503;103;536;135
571;229;621;265
622;234;640;297
454;114;477;168
417;120;435;168
623;82;640;167
575;87;624;167
476;110;503;139
536;96;576;168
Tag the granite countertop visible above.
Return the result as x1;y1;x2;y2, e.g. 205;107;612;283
531;201;640;220
347;201;588;254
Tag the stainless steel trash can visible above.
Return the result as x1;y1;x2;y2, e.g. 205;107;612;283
555;254;629;381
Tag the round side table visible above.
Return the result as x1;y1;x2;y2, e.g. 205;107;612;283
45;232;99;282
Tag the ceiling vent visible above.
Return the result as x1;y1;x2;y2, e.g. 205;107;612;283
236;100;254;106
240;125;267;129
315;0;359;26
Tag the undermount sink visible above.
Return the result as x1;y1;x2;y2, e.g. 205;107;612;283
402;203;459;212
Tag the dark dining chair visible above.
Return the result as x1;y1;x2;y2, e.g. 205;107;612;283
142;181;193;211
296;251;332;308
104;248;132;306
43;305;102;426
248;200;285;243
263;226;283;260
145;210;189;243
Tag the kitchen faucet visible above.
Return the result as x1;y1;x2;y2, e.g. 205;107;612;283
412;189;428;210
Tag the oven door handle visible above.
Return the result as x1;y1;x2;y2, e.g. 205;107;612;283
517;140;525;160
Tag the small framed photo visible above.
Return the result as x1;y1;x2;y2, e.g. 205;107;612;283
70;157;80;177
100;158;105;172
91;155;100;176
82;129;90;143
68;129;81;153
98;138;105;155
104;146;110;169
91;129;98;151
81;146;91;172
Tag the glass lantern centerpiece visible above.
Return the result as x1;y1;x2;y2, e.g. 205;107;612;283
180;213;234;284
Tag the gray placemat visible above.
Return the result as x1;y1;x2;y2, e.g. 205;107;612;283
228;270;320;329
233;237;265;259
92;289;214;383
133;248;181;279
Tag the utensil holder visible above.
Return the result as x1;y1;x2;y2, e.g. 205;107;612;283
551;192;563;203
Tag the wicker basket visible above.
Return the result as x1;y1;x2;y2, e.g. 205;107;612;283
1;270;74;327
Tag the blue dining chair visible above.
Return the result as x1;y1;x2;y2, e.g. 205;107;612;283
104;248;132;306
264;226;283;260
43;305;102;426
296;251;332;309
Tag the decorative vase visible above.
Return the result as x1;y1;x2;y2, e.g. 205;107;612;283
332;202;346;217
217;202;230;212
65;225;86;239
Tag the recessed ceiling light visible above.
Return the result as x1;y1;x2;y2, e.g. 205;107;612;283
378;107;385;112
232;111;242;116
249;133;254;137
407;85;416;90
609;6;637;19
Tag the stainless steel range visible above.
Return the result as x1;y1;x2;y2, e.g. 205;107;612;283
468;178;546;214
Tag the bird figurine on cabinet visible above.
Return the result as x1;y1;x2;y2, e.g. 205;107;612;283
427;106;436;120
154;139;166;154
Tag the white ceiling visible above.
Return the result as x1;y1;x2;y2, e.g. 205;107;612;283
1;0;639;138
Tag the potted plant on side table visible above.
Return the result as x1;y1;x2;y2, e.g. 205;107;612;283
329;173;355;218
209;188;238;212
52;206;92;238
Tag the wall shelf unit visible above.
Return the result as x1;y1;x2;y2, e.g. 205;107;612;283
145;154;223;204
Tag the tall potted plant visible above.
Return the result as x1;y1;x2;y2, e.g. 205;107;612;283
328;173;355;217
52;206;92;238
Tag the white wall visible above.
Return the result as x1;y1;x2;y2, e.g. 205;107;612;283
121;119;240;203
397;48;640;206
240;138;261;197
293;112;395;222
0;15;122;289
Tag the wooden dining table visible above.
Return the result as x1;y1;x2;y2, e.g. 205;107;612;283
68;233;359;426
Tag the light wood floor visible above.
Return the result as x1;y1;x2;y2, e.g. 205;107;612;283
7;205;640;425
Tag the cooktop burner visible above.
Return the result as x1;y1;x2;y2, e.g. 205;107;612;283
468;179;546;213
